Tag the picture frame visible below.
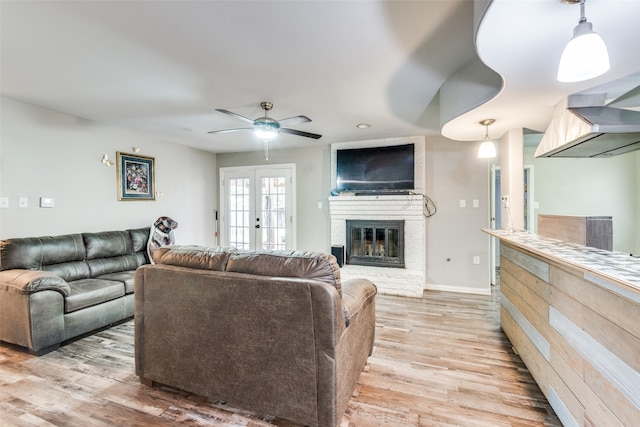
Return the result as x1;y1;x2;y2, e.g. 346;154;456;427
116;152;155;201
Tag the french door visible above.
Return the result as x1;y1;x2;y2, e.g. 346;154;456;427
220;164;296;251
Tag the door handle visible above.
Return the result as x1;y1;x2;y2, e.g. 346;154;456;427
255;224;260;229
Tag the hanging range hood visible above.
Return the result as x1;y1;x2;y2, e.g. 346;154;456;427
536;91;640;158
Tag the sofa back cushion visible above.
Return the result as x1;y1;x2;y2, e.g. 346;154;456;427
87;255;143;276
128;227;150;254
153;245;235;271
83;231;133;259
226;250;342;297
0;234;91;281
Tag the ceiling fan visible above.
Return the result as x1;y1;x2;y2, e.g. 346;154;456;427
208;101;322;142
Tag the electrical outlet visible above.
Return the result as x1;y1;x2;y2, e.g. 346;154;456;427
501;195;509;208
472;199;479;208
473;256;480;265
459;199;466;208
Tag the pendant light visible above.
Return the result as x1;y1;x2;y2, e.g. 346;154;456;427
557;0;609;83
477;119;497;159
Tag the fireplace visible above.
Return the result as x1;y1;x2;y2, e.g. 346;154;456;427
329;136;426;297
346;220;404;268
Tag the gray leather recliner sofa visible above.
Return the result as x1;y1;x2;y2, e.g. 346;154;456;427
0;228;149;354
135;245;377;427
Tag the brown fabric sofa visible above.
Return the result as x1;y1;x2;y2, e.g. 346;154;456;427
134;245;377;427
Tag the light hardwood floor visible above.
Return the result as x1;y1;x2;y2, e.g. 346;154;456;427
0;287;561;426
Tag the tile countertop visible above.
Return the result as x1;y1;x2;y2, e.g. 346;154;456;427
482;228;640;292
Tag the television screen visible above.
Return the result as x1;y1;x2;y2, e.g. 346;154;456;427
336;144;414;192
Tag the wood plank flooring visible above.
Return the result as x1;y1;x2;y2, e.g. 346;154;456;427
0;288;561;426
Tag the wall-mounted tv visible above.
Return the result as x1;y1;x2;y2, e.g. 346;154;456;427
336;143;414;193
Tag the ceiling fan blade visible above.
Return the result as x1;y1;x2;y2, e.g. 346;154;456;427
277;115;312;126
280;128;322;139
207;127;253;134
215;109;255;124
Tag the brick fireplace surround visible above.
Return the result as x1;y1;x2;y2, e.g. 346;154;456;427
329;194;426;297
329;136;426;298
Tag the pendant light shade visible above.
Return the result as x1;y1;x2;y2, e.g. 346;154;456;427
557;0;609;83
477;119;497;159
478;140;497;159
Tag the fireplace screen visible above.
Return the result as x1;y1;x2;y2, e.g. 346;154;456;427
346;220;404;268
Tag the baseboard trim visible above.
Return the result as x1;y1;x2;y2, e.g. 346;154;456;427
424;283;491;296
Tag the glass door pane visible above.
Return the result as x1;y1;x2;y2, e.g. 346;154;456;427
260;175;287;250
227;177;252;250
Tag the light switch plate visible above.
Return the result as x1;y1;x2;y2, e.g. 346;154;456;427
19;197;28;208
40;197;55;208
0;197;8;208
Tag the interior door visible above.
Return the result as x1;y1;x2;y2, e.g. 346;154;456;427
220;165;295;251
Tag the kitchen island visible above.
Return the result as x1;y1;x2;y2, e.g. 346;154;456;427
484;229;639;427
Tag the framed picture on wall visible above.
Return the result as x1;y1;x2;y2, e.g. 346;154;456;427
117;152;155;201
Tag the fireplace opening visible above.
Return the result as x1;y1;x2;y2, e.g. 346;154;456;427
346;220;404;268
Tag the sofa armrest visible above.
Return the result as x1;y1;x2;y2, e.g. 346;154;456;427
341;278;377;327
0;270;71;297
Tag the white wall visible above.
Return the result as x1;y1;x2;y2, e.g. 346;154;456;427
423;136;492;294
500;129;525;230
0;97;217;244
636;151;640;255
524;145;638;254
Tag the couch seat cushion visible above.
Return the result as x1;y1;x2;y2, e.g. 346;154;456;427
65;279;125;313
96;271;136;294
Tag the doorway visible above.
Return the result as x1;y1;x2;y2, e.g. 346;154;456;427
220;164;296;250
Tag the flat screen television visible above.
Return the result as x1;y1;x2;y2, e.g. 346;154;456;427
336;143;414;193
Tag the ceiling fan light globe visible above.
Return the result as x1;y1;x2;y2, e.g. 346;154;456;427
557;21;610;83
253;117;280;141
254;123;279;142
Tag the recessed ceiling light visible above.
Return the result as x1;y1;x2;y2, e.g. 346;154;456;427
356;123;370;129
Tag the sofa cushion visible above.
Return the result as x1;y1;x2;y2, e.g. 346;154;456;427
87;254;141;277
225;250;342;297
65;279;125;313
153;245;235;271
43;260;91;282
128;227;151;253
96;271;136;294
83;231;133;260
0;234;86;271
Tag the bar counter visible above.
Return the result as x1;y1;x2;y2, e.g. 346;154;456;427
483;229;639;426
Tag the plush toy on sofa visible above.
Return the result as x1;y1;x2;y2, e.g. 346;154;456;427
147;216;178;263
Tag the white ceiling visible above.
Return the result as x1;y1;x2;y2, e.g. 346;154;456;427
1;0;639;153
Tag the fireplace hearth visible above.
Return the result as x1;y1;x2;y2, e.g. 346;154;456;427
346;220;404;268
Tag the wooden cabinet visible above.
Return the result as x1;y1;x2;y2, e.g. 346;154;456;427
538;214;612;250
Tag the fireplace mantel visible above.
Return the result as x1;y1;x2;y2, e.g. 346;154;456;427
329;194;426;297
